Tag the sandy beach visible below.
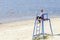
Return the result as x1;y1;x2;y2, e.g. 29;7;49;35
0;18;60;40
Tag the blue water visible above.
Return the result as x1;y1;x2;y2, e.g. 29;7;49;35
0;0;60;23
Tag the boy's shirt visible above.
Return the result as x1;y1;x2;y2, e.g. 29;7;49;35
37;12;45;17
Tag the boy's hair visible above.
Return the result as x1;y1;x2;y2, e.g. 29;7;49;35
41;9;43;12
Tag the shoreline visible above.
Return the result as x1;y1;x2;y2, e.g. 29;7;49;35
0;17;60;26
0;17;60;23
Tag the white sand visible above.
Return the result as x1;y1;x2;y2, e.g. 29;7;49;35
0;18;60;40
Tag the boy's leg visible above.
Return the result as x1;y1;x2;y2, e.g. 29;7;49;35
37;19;41;24
38;20;41;23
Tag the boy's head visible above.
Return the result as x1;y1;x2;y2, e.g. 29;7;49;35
41;9;43;12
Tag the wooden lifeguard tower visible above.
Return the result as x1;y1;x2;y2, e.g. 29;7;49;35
32;11;53;40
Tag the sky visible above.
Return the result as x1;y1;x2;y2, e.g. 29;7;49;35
0;0;60;22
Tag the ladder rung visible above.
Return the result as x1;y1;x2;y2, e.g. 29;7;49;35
36;30;40;31
36;26;39;27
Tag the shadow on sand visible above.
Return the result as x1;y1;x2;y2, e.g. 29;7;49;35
32;33;54;40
